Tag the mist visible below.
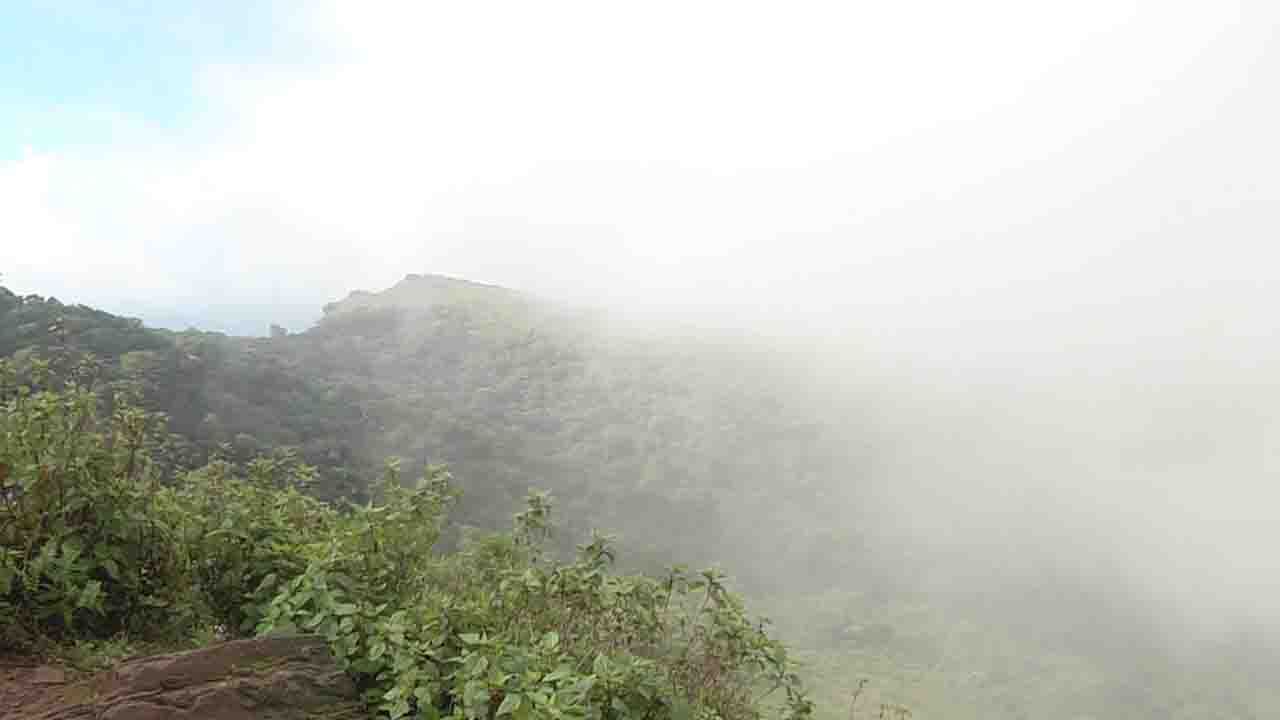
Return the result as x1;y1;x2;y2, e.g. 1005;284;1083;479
6;0;1280;715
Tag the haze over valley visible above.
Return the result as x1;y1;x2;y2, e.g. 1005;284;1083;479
5;2;1280;718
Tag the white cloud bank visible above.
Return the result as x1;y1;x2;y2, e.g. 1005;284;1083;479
3;0;1277;346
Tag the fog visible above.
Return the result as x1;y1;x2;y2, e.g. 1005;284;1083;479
8;1;1276;326
6;0;1280;712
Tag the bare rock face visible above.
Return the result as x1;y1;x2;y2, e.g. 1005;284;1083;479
4;635;362;720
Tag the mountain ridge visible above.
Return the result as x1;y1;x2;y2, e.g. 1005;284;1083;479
0;274;864;589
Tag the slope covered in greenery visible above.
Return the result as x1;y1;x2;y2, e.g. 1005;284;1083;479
0;277;866;588
7;277;1280;719
0;364;811;720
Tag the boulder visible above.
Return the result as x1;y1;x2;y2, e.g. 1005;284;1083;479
3;635;362;720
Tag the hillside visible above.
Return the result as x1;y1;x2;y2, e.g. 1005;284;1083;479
0;277;867;586
8;277;1280;719
0;352;811;720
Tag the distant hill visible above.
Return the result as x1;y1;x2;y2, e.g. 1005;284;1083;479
0;275;867;587
324;273;525;315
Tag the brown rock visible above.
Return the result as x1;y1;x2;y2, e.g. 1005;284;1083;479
29;668;64;685
3;635;362;720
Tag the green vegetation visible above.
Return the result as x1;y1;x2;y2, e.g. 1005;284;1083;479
0;360;811;720
6;277;1280;719
0;278;864;590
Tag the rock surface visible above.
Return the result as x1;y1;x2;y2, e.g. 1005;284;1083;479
1;635;363;720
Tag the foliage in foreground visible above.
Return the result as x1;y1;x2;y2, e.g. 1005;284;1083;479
0;360;812;720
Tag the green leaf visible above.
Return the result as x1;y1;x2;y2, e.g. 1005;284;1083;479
263;619;298;635
497;693;523;716
671;699;694;720
369;639;387;661
543;668;573;684
418;700;441;720
253;572;279;594
76;579;102;610
61;538;84;565
388;698;411;719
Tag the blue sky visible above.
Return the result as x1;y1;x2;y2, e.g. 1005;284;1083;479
1;2;290;161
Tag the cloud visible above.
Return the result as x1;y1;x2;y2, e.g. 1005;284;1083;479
3;0;1277;341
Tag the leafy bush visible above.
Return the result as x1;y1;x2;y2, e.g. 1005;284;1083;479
0;359;812;720
0;359;201;645
258;476;813;720
172;449;337;634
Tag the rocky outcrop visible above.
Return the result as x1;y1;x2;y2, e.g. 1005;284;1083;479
322;273;523;317
3;635;362;720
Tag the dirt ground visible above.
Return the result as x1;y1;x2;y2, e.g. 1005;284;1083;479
0;658;79;719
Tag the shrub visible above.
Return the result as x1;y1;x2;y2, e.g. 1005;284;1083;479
0;359;199;645
257;482;813;720
1;358;812;720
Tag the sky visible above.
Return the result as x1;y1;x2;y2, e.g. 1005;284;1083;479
3;0;1277;345
1;3;267;158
